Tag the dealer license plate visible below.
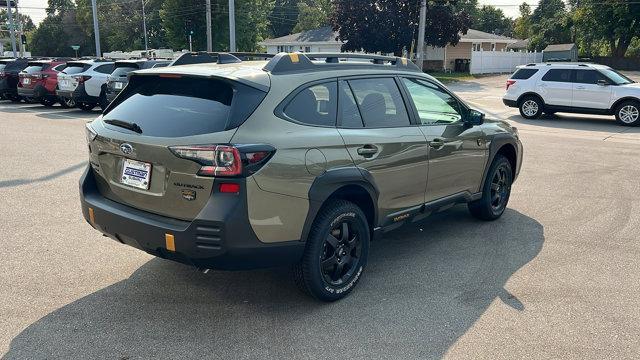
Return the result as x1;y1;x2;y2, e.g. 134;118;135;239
120;159;152;190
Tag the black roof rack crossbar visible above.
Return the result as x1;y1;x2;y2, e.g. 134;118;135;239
263;52;421;74
169;52;275;66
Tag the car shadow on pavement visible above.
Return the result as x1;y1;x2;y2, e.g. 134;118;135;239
508;113;640;133
0;162;87;188
4;206;544;359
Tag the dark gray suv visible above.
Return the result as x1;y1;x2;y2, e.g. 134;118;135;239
80;53;522;301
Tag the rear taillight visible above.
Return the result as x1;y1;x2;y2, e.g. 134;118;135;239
0;72;5;79
169;144;275;177
75;75;92;84
506;80;516;90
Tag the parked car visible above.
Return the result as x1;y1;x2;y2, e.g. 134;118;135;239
105;59;170;103
503;63;640;126
0;58;15;100
56;59;115;111
80;53;522;301
17;59;69;106
0;57;30;102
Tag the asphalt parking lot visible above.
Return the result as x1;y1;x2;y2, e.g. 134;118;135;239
2;73;640;359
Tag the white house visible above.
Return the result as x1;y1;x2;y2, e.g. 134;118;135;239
259;27;342;54
260;27;521;71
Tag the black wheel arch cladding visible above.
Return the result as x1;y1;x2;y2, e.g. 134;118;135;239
301;167;379;242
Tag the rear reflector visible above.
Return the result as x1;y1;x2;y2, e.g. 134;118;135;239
88;207;95;225
165;233;176;251
219;183;240;194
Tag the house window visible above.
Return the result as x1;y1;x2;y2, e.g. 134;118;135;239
276;45;294;53
305;46;311;53
491;43;496;51
472;43;481;51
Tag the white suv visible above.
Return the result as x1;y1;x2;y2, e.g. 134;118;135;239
502;63;640;126
56;60;115;111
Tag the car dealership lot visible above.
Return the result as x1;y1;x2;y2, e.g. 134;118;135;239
1;75;640;359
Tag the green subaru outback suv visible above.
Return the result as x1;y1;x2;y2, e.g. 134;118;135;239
80;53;522;301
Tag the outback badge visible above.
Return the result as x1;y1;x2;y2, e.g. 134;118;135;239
181;189;196;201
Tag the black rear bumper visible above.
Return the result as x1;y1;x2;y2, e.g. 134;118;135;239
57;84;97;103
502;98;518;108
18;84;50;99
79;166;304;270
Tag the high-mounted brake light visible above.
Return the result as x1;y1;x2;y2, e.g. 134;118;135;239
506;80;516;90
158;74;182;78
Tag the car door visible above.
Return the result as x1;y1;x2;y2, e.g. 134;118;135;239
537;68;574;107
337;77;429;220
572;69;612;109
399;77;487;202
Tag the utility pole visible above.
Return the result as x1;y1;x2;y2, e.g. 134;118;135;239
5;0;17;57
415;0;426;71
205;0;212;52
142;0;148;51
189;34;193;52
14;0;24;57
90;0;101;57
228;0;236;52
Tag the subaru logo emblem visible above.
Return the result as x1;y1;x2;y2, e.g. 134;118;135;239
120;143;133;155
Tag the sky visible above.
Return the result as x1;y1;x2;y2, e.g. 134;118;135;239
17;0;537;26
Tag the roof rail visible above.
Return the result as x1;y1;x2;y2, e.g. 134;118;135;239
263;52;421;74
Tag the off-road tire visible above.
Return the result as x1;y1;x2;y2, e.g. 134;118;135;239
614;100;640;126
468;154;513;221
293;200;370;302
518;95;543;119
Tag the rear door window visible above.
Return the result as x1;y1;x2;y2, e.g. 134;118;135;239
104;77;240;137
541;69;573;82
338;80;364;128
283;81;337;127
347;78;410;128
511;68;538;80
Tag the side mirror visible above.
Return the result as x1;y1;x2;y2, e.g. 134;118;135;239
597;79;609;87
466;109;485;126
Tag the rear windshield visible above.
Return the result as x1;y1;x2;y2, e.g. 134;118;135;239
0;64;7;71
22;65;46;74
62;64;91;74
104;77;235;137
111;66;138;77
511;68;538;80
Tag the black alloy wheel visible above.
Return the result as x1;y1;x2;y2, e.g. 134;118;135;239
320;218;363;287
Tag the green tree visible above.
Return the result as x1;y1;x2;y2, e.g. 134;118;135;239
331;0;471;56
161;0;273;52
475;5;512;36
270;0;299;37
573;0;640;58
513;2;531;39
0;10;36;32
293;0;330;33
528;0;572;51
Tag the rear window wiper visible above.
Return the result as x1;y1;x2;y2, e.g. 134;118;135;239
103;119;143;134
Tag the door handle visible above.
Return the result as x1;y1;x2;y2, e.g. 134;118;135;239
357;144;378;157
429;139;445;149
576;86;586;90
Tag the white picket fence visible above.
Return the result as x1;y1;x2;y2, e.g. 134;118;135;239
470;50;543;74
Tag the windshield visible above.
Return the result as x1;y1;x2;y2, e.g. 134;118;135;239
0;64;6;71
599;69;634;85
22;65;45;74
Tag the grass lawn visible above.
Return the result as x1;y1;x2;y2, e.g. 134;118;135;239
426;71;477;83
